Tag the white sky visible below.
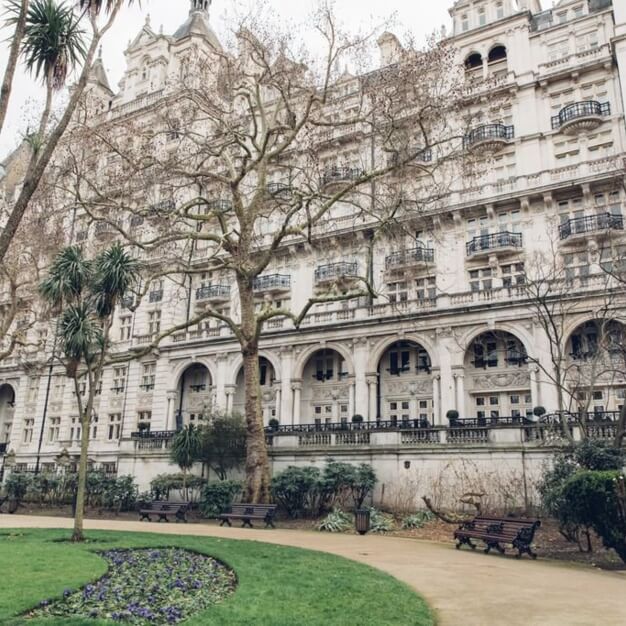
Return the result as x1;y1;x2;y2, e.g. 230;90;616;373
0;0;460;158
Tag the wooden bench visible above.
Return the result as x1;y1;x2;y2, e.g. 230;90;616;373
454;515;541;559
139;501;190;523
219;504;277;528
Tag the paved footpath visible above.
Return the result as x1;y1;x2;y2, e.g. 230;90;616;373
2;515;625;626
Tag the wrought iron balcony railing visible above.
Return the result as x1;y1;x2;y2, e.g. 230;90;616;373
321;167;365;187
314;261;358;283
466;231;522;256
253;274;291;292
385;245;434;270
551;101;610;130
131;430;177;440
206;199;232;213
196;285;231;301
463;124;514;150
559;213;624;240
266;182;292;197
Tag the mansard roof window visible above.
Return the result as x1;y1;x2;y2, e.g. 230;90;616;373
551;101;610;134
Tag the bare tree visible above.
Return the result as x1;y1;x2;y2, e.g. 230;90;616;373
44;10;493;502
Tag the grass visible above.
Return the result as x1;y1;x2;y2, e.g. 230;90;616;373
0;529;434;625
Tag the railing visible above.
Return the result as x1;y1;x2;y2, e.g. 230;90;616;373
314;261;358;283
559;213;624;240
196;285;230;301
321;167;365;187
253;274;291;292
464;124;514;150
385;246;434;269
206;199;232;213
551;101;610;130
387;148;433;167
131;430;177;439
466;231;522;256
266;182;291;196
94;220;122;236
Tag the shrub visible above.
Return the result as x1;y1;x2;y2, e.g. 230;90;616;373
401;511;435;530
102;475;137;513
369;508;395;533
200;480;242;518
560;471;626;563
5;472;32;503
150;473;206;502
271;466;321;518
350;464;377;509
318;509;352;532
268;418;280;431
446;410;459;422
351;414;364;423
533;406;546;418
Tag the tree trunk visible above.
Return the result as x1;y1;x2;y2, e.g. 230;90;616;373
242;343;271;502
614;403;626;448
72;408;91;542
0;0;29;136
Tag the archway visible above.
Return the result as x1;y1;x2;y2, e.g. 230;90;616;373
176;363;213;429
300;348;352;424
565;319;625;416
0;384;15;444
376;340;434;426
463;331;531;420
233;357;278;426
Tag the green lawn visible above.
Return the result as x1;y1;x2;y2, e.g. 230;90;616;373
0;529;433;625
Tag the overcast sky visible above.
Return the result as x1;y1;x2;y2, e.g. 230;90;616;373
0;0;519;158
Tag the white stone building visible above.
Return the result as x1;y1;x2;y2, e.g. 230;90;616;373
1;0;625;503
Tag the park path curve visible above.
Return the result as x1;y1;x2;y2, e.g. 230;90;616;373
1;515;624;626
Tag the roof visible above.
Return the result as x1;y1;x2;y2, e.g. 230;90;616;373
172;11;222;49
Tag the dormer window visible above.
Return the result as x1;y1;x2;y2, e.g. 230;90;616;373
461;14;469;32
478;8;486;27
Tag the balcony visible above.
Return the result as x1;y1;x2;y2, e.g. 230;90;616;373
559;213;624;243
551;101;610;134
464;124;514;154
466;231;523;259
386;147;432;169
266;183;292;199
321;167;365;190
385;245;434;273
94;220;122;240
206;199;232;213
253;274;291;294
196;285;230;304
314;262;359;288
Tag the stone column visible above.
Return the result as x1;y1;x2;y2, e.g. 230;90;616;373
215;355;229;411
529;367;540;410
225;385;235;414
432;372;441;425
353;338;369;417
274;387;281;421
348;377;356;418
280;349;293;425
366;374;378;421
291;381;302;425
165;391;178;431
454;372;465;416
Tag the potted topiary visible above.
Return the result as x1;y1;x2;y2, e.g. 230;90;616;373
531;406;546;423
446;410;459;427
351;414;364;429
268;418;280;432
137;421;150;434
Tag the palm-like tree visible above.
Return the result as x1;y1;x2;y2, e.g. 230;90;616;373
77;0;136;16
40;242;139;541
170;425;201;501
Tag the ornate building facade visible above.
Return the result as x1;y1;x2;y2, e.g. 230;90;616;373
1;0;625;499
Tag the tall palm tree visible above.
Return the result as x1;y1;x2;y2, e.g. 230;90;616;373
77;0;136;16
170;425;201;501
40;243;139;541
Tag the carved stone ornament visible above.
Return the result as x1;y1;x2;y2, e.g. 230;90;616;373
471;372;530;390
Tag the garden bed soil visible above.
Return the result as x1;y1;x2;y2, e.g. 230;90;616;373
12;504;624;571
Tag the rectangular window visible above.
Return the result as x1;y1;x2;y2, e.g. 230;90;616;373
496;2;504;19
137;411;152;429
141;363;156;391
23;418;34;443
120;315;132;341
48;417;61;442
469;267;493;292
501;263;526;288
416;276;436;302
478;9;486;26
108;414;122;441
149;310;161;335
112;367;127;393
27;378;39;404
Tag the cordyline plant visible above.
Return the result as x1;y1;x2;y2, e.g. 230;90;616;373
51;6;498;502
39;242;138;541
0;0;136;264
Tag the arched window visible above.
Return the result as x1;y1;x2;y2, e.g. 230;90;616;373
465;52;483;71
488;45;507;64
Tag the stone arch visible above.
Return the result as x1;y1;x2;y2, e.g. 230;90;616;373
488;44;507;64
368;334;440;374
454;323;535;368
228;350;282;386
171;357;216;389
464;51;483;70
0;383;16;444
293;342;354;380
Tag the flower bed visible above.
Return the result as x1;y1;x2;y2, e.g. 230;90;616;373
30;548;237;624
